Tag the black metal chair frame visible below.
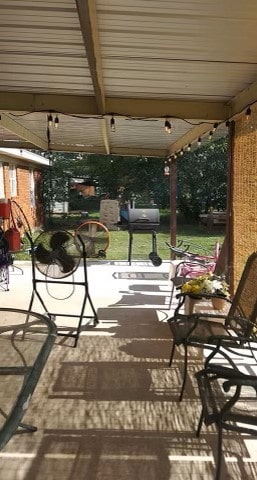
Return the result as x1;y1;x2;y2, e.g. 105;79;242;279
167;251;257;401
195;351;257;480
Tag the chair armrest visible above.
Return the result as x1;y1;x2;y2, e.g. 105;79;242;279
197;364;257;393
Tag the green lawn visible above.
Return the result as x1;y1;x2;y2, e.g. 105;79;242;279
106;225;225;261
14;213;225;262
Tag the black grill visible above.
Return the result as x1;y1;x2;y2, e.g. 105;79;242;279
127;208;161;265
127;208;160;232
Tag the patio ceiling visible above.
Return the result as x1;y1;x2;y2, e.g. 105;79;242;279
0;0;257;157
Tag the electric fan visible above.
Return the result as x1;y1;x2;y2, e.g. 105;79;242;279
33;230;81;279
75;220;110;258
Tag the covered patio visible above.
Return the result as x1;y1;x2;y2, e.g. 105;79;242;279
1;1;257;286
1;1;257;478
1;259;257;479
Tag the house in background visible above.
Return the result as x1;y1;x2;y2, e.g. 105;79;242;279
0;148;49;231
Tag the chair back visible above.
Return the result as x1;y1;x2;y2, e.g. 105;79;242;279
178;240;220;278
228;251;257;335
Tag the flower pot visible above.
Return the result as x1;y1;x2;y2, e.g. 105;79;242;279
211;297;227;310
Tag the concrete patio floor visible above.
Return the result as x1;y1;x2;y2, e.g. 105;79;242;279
0;259;257;479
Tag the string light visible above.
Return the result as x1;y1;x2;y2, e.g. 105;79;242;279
164;118;172;134
54;115;59;128
27;103;257;155
164;164;170;176
110;115;116;132
246;106;252;121
47;114;53;127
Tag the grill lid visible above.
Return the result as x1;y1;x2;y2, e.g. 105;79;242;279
128;208;160;227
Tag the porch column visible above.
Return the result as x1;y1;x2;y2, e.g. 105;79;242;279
169;157;177;259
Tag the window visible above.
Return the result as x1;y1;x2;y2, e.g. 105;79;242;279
9;165;17;197
29;169;35;207
0;163;5;198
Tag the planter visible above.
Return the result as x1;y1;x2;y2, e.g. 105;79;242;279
211;297;227;310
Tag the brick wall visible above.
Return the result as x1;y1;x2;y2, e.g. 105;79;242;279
1;163;44;232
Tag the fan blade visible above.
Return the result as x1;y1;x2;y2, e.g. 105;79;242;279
35;243;52;264
50;231;71;250
55;249;76;273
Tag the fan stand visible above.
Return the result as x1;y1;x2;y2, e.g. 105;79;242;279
27;233;98;348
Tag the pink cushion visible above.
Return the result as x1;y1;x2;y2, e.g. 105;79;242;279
179;261;216;278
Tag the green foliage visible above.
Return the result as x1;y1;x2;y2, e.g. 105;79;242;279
177;137;228;220
38;137;227;220
40;151;169;210
82;154;169;207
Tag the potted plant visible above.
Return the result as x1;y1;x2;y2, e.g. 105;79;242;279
181;274;230;310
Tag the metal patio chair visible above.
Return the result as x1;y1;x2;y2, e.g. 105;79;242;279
195;359;257;480
167;251;257;401
0;308;57;450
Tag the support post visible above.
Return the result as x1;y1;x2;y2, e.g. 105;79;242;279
169;158;177;259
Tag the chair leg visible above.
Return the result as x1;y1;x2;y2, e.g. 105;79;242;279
179;343;188;402
214;420;223;480
196;408;204;437
169;341;176;367
168;282;175;309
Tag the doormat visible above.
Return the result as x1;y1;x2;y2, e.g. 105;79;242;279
113;272;169;280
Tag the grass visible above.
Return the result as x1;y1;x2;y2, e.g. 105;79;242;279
106;225;225;261
14;213;225;262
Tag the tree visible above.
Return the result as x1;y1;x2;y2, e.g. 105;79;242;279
39;152;169;210
176;137;228;221
37;136;227;220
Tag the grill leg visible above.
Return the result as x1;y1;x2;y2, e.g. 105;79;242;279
128;231;133;265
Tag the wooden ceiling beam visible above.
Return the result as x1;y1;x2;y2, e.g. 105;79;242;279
106;98;229;121
0;113;48;150
0;92;98;115
75;0;105;114
101;118;110;155
0;92;229;121
229;78;257;118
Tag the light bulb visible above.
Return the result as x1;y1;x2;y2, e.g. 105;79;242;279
110;116;115;132
164;119;172;133
187;144;191;152
48;114;53;127
54;116;59;128
246;107;252;121
197;137;202;146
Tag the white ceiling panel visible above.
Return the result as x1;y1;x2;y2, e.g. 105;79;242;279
0;0;256;156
